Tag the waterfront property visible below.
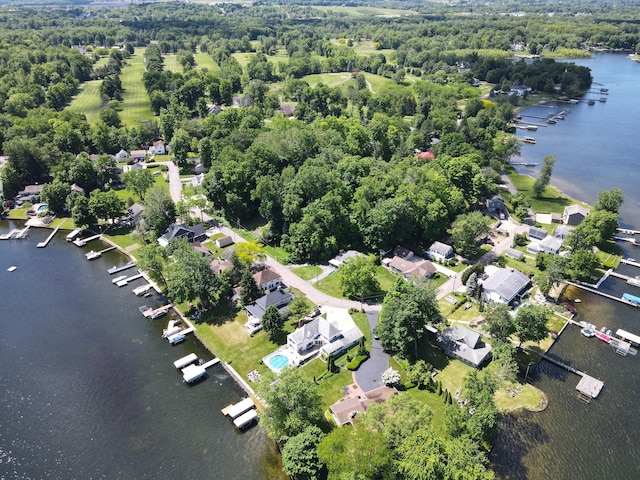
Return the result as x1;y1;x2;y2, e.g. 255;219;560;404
330;386;398;426
158;223;207;247
481;267;531;305
245;288;294;335
437;326;493;368
562;204;590;225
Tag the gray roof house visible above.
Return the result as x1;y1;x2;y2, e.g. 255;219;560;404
482;268;531;305
554;225;575;240
126;203;145;225
563;204;589;225
507;248;524;260
427;241;454;262
245;289;294;334
486;194;506;214
528;226;548;241
528;236;563;255
287;316;363;359
157;223;207;247
329;250;364;268
215;235;234;248
437;326;492;368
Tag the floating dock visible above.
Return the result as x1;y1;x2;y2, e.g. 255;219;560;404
116;273;143;287
0;227;30;240
140;303;173;319
36;227;59;248
111;275;128;284
132;284;154;296
85;246;116;260
540;353;604;402
107;261;137;275
73;233;100;247
616;329;640;347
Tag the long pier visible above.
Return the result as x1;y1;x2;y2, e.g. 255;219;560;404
620;258;640;268
567;281;639;307
538;353;604;400
617;228;640;235
37;226;60;248
116;273;143;286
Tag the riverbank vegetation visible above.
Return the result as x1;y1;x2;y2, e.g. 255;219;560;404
2;2;640;478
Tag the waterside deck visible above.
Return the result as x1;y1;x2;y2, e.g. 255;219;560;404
37;227;59;248
107;261;137;275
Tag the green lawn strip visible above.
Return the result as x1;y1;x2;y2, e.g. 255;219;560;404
302;72;355;89
501;255;540;277
194;51;219;72
120;47;154;127
299;359;354;408
351;311;372;349
94;56;111;68
163;54;183;73
67;79;103;124
103;226;141;251
313;270;344;298
291;265;322;281
8;207;29;219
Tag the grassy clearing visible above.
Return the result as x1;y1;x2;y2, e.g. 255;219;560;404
299;359;354;407
494;382;547;412
231;51;290;73
362;72;397;94
303;72;354;89
291;265;322;281
120;47;154;127
313;265;396;301
312;6;417;17
352;41;396;61
67;80;103;124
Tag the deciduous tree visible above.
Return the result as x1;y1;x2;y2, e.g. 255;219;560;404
451;211;489;256
262;304;283;341
122;168;155;201
514;304;549;346
281;426;325;480
338;254;380;301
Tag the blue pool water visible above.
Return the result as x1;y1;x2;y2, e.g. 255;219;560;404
37;204;47;212
269;354;289;370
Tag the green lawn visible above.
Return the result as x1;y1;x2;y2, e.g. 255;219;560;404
361;72;397;94
303;72;356;89
231;51;290;73
194;51;218;71
67;80;103;124
120;47;154;126
291;265;323;281
299;359;354;408
313;265;396;302
352;41;396;61
163;54;183;73
507;170;582;214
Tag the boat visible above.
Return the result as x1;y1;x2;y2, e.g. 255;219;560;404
168;332;186;345
588;99;595;105
85;250;101;260
623;292;640;305
111;275;127;284
233;409;258;429
599;97;607;103
132;284;153;296
581;328;595;338
547;118;557;124
163;320;183;338
600;87;609;93
574;298;581;303
174;353;198;369
65;229;82;242
182;363;207;383
595;330;611;343
522;136;536;144
224;398;256;419
7;266;17;272
526;125;538;131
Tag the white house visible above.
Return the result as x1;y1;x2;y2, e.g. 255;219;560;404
115;149;129;162
148;140;167;155
427;241;454;262
253;268;282;292
482;268;531;305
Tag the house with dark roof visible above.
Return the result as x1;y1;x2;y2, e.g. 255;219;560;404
207;103;223;115
245;289;294;334
393;245;414;260
126;203;145;225
563;204;589;225
482;267;531;305
486;194;506;215
438;326;492;368
528;226;548;241
253;268;282;292
427;241;454;262
157;223;207;247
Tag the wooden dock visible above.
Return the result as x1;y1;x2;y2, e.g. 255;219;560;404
0;226;30;240
617;228;640;235
73;233;101;247
620;258;640;268
85;246;116;259
107;261;137;275
540;353;604;401
201;358;220;369
567;281;639;307
36;227;59;248
116;273;143;287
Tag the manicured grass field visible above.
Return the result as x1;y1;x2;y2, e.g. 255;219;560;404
291;265;322;281
67;80;103;124
303;72;355;89
507;169;581;214
194;51;218;71
163;54;183;73
120;48;154;127
314;265;397;302
231;51;290;73
312;6;417;17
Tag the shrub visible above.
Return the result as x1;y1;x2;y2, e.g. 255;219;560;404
347;354;369;371
381;368;401;387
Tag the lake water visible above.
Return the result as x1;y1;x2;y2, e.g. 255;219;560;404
492;53;640;479
0;224;285;480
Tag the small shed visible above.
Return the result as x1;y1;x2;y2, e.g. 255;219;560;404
215;235;234;248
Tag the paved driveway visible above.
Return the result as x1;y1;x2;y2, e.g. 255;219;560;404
354;310;390;393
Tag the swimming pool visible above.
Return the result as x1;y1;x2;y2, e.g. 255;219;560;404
36;204;48;212
268;354;290;370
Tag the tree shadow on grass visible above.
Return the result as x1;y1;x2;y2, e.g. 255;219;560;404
198;302;240;326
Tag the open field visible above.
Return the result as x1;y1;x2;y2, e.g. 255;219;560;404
231;51;290;72
120;47;154;127
312;6;417;17
303;72;354;89
67;80;103;124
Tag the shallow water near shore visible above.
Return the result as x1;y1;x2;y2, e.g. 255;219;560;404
0;222;285;480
